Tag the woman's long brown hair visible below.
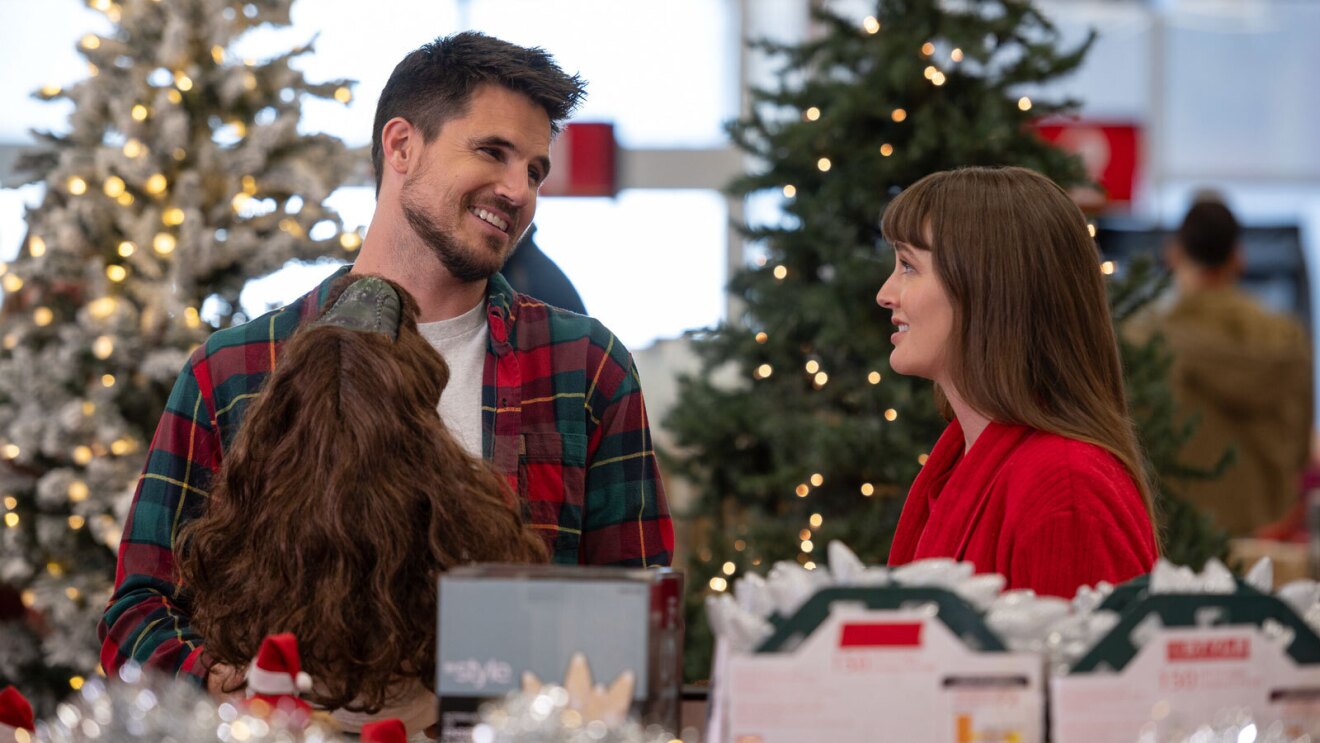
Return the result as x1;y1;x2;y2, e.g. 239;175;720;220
881;166;1160;549
176;275;547;713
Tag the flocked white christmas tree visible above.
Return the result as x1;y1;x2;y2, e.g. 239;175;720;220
0;0;360;711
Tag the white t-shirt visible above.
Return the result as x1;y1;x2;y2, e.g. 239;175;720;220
416;299;488;458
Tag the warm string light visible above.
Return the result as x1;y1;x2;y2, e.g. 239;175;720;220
772;265;788;280
868;371;882;384
40;83;61;97
782;184;796;198
103;176;125;197
211;45;225;64
88;297;117;319
880;144;894;157
131;104;148;121
708;577;728;592
80;34;101;50
153;233;176;255
1018;96;1032;112
67;176;88;195
145;173;168;195
804;106;820;122
33;307;54;326
809;513;823;528
2;444;19;459
28;236;46;257
334;86;352;103
794;483;809;497
721;561;736;576
167;89;182;104
1100;260;1116;275
184;307;202;329
753;363;773;380
2;274;24;292
805;360;819;374
754;332;768;344
951;48;964;62
101;374;116;388
106;265;127;282
884;408;899;421
921;41;935;56
162;207;185;226
118;240;136;257
73;445;93;464
68;514;86;529
813;371;829;387
339;231;363;251
862;16;880;34
68;480;89;502
174;71;193;91
816;157;832;172
891;108;907;123
1087;223;1098;238
860;482;875;497
809;473;824;487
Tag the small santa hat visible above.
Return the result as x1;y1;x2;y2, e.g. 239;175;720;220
359;718;407;743
246;633;313;698
0;685;36;738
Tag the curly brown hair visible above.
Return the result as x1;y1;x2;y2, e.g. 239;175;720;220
176;275;547;713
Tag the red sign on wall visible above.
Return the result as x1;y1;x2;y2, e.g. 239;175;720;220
1035;121;1142;207
541;122;617;197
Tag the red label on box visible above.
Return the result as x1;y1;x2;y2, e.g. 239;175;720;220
1166;637;1250;662
838;622;923;648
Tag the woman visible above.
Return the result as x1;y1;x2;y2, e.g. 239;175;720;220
877;166;1158;598
176;275;547;738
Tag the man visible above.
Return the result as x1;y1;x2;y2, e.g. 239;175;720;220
99;32;673;693
1130;197;1312;535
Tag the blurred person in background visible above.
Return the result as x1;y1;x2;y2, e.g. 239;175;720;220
1129;196;1313;536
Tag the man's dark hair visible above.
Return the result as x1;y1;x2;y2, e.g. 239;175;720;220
370;31;587;194
1177;199;1240;268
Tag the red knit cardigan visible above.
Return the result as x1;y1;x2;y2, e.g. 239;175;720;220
888;419;1158;598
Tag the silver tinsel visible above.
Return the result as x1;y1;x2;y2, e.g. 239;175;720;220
35;664;351;743
471;685;694;743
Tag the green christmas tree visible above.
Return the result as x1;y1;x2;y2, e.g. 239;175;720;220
0;0;359;712
665;0;1227;682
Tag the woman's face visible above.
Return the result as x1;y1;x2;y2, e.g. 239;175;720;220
875;242;954;387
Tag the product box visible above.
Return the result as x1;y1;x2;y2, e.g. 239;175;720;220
1052;592;1320;741
717;586;1044;743
435;564;683;742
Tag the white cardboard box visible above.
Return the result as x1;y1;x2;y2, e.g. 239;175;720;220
1052;624;1320;741
721;604;1043;743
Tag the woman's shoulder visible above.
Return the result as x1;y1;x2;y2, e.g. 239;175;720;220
996;427;1142;511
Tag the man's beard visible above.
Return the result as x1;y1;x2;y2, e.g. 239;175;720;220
400;186;508;283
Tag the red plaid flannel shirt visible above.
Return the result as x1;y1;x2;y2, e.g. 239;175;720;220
99;268;673;682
